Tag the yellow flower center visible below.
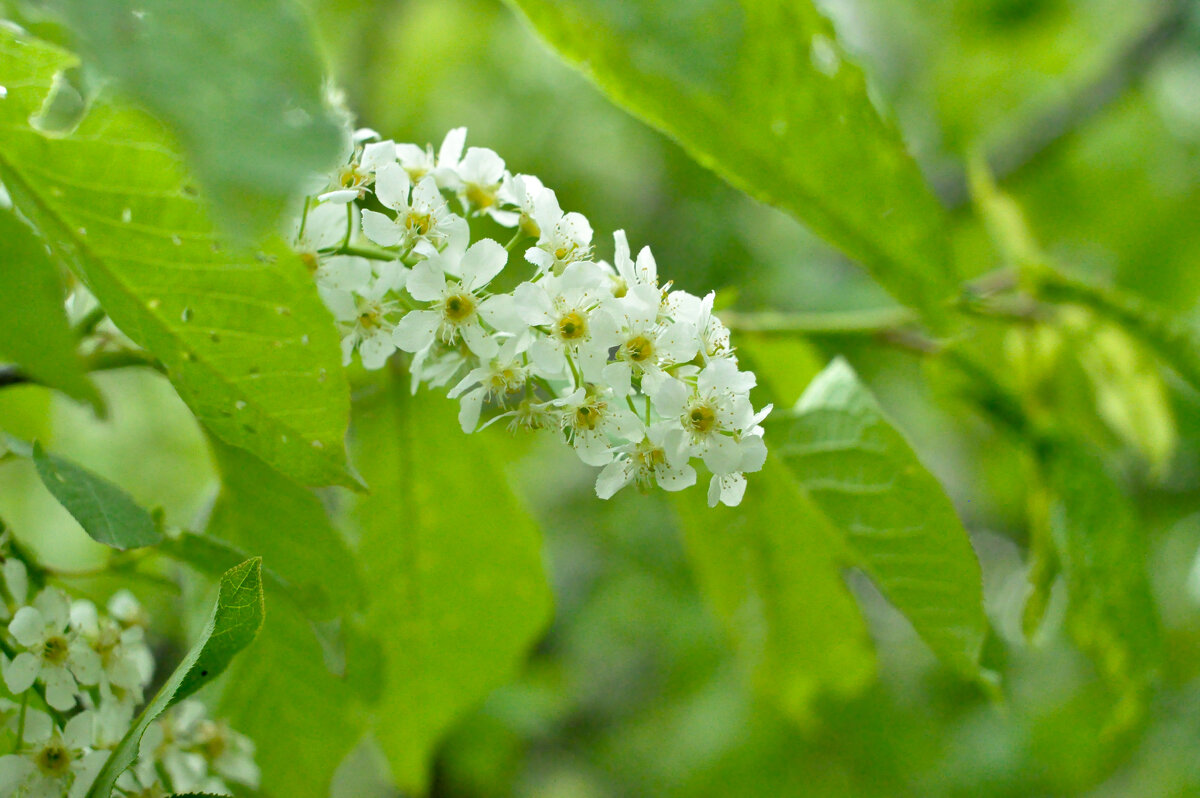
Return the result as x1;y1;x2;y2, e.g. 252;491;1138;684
42;635;70;666
405;211;434;236
465;183;497;210
573;400;605;431
622;335;655;363
684;403;718;435
556;311;587;341
36;741;72;776
443;292;477;323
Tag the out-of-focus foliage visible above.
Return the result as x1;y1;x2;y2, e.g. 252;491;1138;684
1;0;1199;795
0;26;357;490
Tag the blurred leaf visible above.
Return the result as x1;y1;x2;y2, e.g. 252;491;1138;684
0;27;357;489
673;457;876;721
1040;270;1200;397
352;373;553;793
86;557;264;798
30;440;161;549
505;0;957;324
1044;440;1162;733
54;0;347;238
0;208;100;410
202;438;370;794
776;358;988;677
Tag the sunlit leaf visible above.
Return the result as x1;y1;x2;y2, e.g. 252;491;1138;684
0;209;100;410
504;0;957;324
775;358;988;676
55;0;347;237
0;28;357;489
86;558;265;798
351;373;553;793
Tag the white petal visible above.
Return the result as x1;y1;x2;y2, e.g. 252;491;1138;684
68;750;109;798
42;666;79;711
4;651;39;694
649;375;689;418
360;209;402;247
0;755;33;793
718;473;748;507
317;188;359;204
458;389;485;433
513;282;554;326
737;435;769;473
63;711;94;749
3;560;27;606
69;601;99;637
460;321;499;359
595;461;632;499
360;140;398;173
707;474;723;507
478;294;524;334
438;127;467;167
8;606;44;647
574;431;614;467
359;331;397;370
458;239;508;291
392;310;440;353
68;645;102;685
373;163;411;210
702;435;742;475
655;462;696;492
34;589;68;632
301;201;348;250
602;361;632;398
406;260;447;302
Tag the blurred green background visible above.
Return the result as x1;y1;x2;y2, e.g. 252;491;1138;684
4;0;1200;794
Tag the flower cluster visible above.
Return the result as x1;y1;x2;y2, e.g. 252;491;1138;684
0;546;258;797
298;128;770;507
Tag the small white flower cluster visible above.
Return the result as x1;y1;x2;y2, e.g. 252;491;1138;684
0;553;258;797
298;128;770;507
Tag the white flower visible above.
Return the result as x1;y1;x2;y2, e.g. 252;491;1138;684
320;272;403;369
556;388;646;466
706;435;768;507
360;165;467;257
594;284;699;397
650;359;764;473
608;229;659;298
670;290;732;361
513;261;613;382
0;711;105;798
396;127;467;188
154;701;258;793
294;199;351;257
448;337;529;433
452;147;511;222
319;139;398;203
596;422;697;498
498;173;553;237
5;589;101;711
525;192;593;276
393;239;516;360
70;600;152;694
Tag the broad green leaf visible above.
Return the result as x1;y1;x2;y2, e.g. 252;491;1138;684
86;558;265;798
1040;270;1200;396
0;28;356;489
31;440;161;549
1044;440;1161;733
0;209;100;409
775;358;987;676
55;0;347;237
352;374;553;793
201;438;370;794
673;457;876;721
504;0;957;324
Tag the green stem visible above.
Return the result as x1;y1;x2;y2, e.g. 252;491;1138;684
719;306;918;336
504;231;525;252
13;692;28;752
72;307;108;339
331;243;400;262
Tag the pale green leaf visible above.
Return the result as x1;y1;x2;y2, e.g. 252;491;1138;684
775;357;987;676
55;0;347;237
1044;440;1161;732
31;440;161;549
86;558;265;798
352;374;553;793
201;438;370;794
0;208;100;409
673;457;876;721
0;28;356;488
504;0;957;323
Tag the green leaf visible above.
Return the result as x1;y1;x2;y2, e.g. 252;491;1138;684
352;374;553;793
200;438;370;795
673;457;876;721
0;209;100;409
1039;270;1200;397
774;358;987;676
0;28;357;489
30;440;161;549
85;557;265;798
55;0;347;238
504;0;956;324
1043;440;1161;733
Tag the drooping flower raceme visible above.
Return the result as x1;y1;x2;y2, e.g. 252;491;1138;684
299;128;771;507
0;549;259;797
